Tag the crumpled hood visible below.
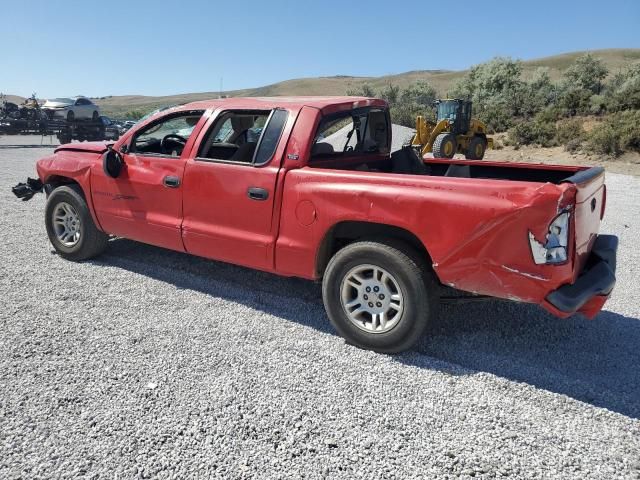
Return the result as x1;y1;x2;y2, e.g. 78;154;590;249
55;141;110;154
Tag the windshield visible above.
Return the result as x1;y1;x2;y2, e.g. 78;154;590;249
46;98;74;105
437;102;458;121
135;105;181;124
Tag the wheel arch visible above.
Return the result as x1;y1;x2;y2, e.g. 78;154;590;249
315;220;434;279
43;174;104;232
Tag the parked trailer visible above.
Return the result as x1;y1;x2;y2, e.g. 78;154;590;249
43;118;118;144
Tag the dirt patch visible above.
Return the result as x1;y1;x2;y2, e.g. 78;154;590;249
483;144;640;176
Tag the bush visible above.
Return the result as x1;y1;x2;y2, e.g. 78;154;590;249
585;111;640;156
564;53;608;95
123;109;145;120
535;106;561;124
475;99;513;133
390;103;422;128
586;124;621;156
555;118;585;145
564;138;582;152
508;120;557;147
346;83;376;97
617;110;640;152
559;86;593;116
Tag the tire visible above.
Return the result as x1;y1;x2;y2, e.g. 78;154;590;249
465;136;486;160
322;240;438;353
92;111;99;121
66;110;75;122
57;132;72;144
45;185;108;261
432;133;457;158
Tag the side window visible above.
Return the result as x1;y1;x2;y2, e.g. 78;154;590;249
197;110;275;164
254;109;288;165
131;111;204;157
311;108;389;158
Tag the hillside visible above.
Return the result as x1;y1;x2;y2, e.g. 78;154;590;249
7;49;640;118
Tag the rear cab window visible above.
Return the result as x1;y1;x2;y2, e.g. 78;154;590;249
311;107;390;160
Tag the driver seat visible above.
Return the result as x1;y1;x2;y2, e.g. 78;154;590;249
230;142;257;163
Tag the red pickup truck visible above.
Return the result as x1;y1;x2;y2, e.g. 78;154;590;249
13;96;618;352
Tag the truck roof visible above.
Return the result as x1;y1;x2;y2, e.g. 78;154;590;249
181;96;387;113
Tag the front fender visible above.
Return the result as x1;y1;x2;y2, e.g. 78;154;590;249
37;151;104;232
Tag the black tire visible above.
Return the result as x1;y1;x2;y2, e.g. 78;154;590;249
92;111;99;121
322;240;438;353
45;185;108;261
66;110;75;122
465;136;486;160
432;133;457;158
57;132;72;144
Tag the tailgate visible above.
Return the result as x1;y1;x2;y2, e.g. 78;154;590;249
564;167;606;274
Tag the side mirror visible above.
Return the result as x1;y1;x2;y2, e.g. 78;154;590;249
103;147;124;178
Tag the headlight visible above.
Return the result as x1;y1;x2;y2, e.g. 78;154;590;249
529;211;570;265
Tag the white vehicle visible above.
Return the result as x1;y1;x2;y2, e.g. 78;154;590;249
43;96;100;122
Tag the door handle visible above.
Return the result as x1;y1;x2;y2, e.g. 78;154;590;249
247;187;269;201
163;176;180;188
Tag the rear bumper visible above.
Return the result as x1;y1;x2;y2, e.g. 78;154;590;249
545;234;618;318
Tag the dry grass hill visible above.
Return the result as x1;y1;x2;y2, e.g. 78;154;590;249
6;49;640;118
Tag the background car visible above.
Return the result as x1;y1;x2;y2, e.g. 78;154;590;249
42;96;100;122
98;116;120;140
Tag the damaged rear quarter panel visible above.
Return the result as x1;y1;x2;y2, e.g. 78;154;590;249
276;168;576;304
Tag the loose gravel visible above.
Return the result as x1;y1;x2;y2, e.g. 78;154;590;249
1;135;639;479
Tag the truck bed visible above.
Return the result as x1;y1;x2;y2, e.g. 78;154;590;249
308;151;590;185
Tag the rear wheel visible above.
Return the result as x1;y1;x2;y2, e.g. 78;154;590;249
92;111;99;121
66;110;75;122
45;185;108;261
465;136;486;160
322;241;438;353
432;133;457;158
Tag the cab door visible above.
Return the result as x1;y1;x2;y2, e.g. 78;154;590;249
181;108;293;271
91;110;207;251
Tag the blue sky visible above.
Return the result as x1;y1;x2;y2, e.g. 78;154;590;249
1;0;639;98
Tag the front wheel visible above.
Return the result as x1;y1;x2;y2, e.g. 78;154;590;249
45;185;109;261
322;241;438;353
432;133;457;158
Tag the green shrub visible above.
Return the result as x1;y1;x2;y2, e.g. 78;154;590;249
586;124;621;156
585;111;640;156
555;119;585;145
534;106;561;124
390;103;422;128
508;120;557;147
565;138;582;153
123;109;145;120
617;110;640;152
476;100;513;133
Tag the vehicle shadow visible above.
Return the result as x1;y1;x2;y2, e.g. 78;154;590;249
93;238;640;419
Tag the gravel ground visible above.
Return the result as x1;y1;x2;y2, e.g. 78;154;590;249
1;134;639;479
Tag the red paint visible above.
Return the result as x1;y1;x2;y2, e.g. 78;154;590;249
35;97;613;319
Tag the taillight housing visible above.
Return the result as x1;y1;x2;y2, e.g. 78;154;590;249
529;211;571;265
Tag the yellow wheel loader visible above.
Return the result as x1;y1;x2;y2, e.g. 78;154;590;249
410;99;493;159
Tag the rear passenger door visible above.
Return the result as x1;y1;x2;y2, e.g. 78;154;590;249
181;108;292;271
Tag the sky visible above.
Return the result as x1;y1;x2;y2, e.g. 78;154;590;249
1;0;639;98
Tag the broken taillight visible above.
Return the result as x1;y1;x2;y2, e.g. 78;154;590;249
528;211;571;265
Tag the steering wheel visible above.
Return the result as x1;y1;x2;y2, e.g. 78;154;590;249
161;134;187;155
